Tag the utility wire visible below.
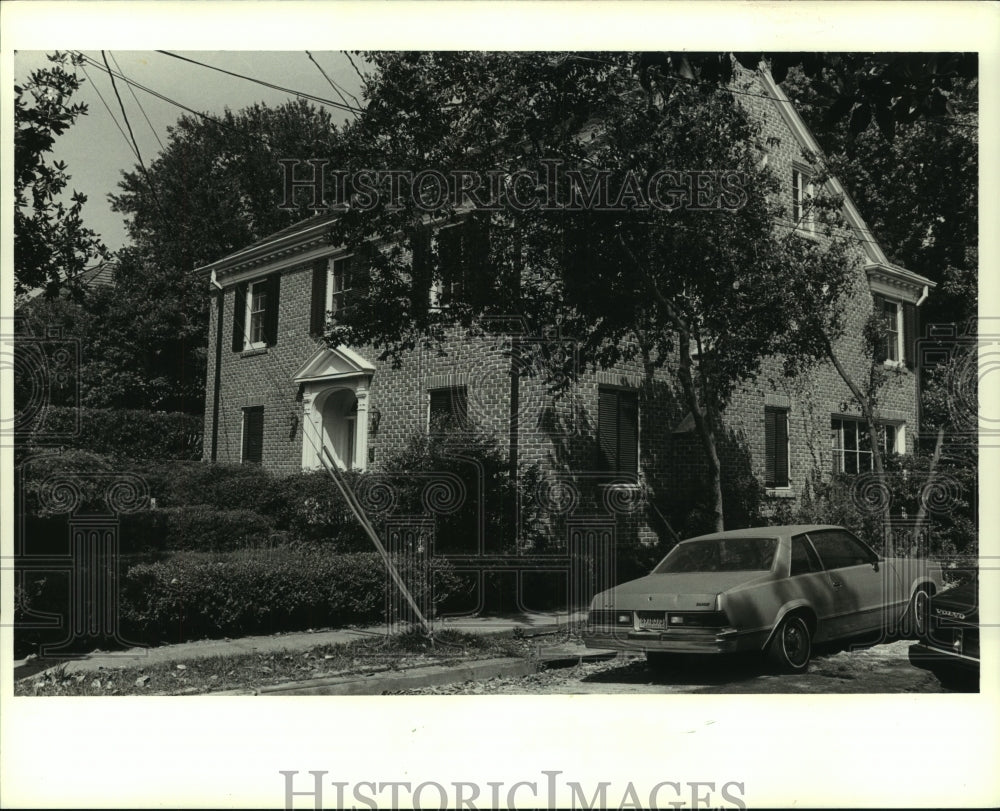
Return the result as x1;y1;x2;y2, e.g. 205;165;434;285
109;51;165;152
75;51;243;135
100;51;164;216
77;61;139;161
306;50;361;112
345;52;369;90
155;50;364;114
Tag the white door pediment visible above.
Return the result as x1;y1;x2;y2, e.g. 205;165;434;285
293;345;376;384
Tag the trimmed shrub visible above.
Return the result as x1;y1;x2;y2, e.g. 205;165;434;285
22;407;202;461
118;548;461;645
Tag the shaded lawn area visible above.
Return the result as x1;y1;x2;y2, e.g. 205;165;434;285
15;629;534;696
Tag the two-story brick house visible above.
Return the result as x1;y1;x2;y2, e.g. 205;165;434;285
197;69;934;541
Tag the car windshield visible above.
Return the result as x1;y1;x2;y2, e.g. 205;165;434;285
653;537;778;573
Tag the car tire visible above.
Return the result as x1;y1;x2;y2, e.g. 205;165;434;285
767;614;812;673
907;587;932;640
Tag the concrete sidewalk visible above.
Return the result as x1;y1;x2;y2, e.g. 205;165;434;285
14;611;587;679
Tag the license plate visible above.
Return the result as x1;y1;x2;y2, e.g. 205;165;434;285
637;612;666;630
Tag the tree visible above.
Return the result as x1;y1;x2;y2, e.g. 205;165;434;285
323;52;860;531
14;51;108;297
99;100;346;411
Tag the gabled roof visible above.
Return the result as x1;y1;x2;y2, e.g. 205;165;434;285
757;69;935;297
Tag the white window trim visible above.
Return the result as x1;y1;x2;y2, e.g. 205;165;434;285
430;224;464;310
792;166;816;234
880;297;905;367
326;254;353;317
245;279;268;350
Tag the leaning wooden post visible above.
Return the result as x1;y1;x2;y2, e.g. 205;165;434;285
319;446;434;638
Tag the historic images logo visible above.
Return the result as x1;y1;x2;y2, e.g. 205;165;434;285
278;159;750;213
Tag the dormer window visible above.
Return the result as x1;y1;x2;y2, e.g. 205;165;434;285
792;167;815;233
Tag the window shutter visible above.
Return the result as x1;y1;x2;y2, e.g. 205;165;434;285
619;391;638;475
774;409;789;487
463;213;492;308
310;259;328;337
409;228;432;321
264;273;280;346
598;388;618;471
764;409;777;486
241;406;264;465
903;301;918;368
872;293;887;362
437;225;463;302
232;282;247;352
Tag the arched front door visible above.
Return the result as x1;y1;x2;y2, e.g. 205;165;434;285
293;345;375;471
319;388;358;470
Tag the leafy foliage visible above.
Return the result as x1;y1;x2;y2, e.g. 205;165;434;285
324;52;862;530
14;52;108;297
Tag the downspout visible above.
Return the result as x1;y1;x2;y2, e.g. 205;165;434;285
913;283;929;453
210;269;224;462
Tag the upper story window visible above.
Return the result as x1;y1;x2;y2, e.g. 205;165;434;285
233;274;280;352
791;167;815;233
872;293;917;367
328;255;353;317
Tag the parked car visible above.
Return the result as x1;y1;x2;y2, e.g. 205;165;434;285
583;524;943;671
908;576;979;690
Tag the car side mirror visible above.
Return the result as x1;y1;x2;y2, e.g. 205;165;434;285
871;558;880;572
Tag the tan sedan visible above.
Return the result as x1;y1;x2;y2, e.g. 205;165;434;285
582;524;943;671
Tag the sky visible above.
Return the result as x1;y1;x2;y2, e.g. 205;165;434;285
15;50;365;255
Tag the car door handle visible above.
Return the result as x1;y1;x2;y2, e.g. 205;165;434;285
831;579;844;589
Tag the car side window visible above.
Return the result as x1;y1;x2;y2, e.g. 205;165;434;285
790;534;822;576
808;530;876;570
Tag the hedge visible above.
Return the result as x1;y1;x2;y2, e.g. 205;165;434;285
22;406;202;461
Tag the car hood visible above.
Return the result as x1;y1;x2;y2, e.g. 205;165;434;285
594;571;774;611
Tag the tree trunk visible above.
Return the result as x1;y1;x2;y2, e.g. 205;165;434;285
678;337;725;532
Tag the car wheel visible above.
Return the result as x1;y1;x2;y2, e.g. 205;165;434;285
767;614;812;672
908;587;932;639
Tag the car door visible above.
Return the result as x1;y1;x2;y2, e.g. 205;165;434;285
807;529;886;637
782;533;837;642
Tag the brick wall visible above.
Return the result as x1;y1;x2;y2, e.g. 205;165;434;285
202;71;921;542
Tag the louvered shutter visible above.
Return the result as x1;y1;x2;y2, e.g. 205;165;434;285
872;293;887;362
774;410;789;487
263;273;280;346
463;213;492;308
619;391;638;475
232;283;247;352
764;409;777;486
765;408;789;487
241;406;264;465
310;259;328;337
903;301;918;368
437;225;463;302
598;388;618;471
409;228;432;321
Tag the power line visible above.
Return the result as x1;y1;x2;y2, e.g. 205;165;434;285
75;51;243;135
100;50;163;216
155;50;364;114
77;61;139;161
345;52;368;90
306;50;361;112
109;51;165;152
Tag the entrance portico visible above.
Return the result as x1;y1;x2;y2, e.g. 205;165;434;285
293;345;375;471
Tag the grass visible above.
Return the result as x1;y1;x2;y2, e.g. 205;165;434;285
15;629;537;697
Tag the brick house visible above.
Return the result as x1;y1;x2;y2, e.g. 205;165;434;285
197;69;934;542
